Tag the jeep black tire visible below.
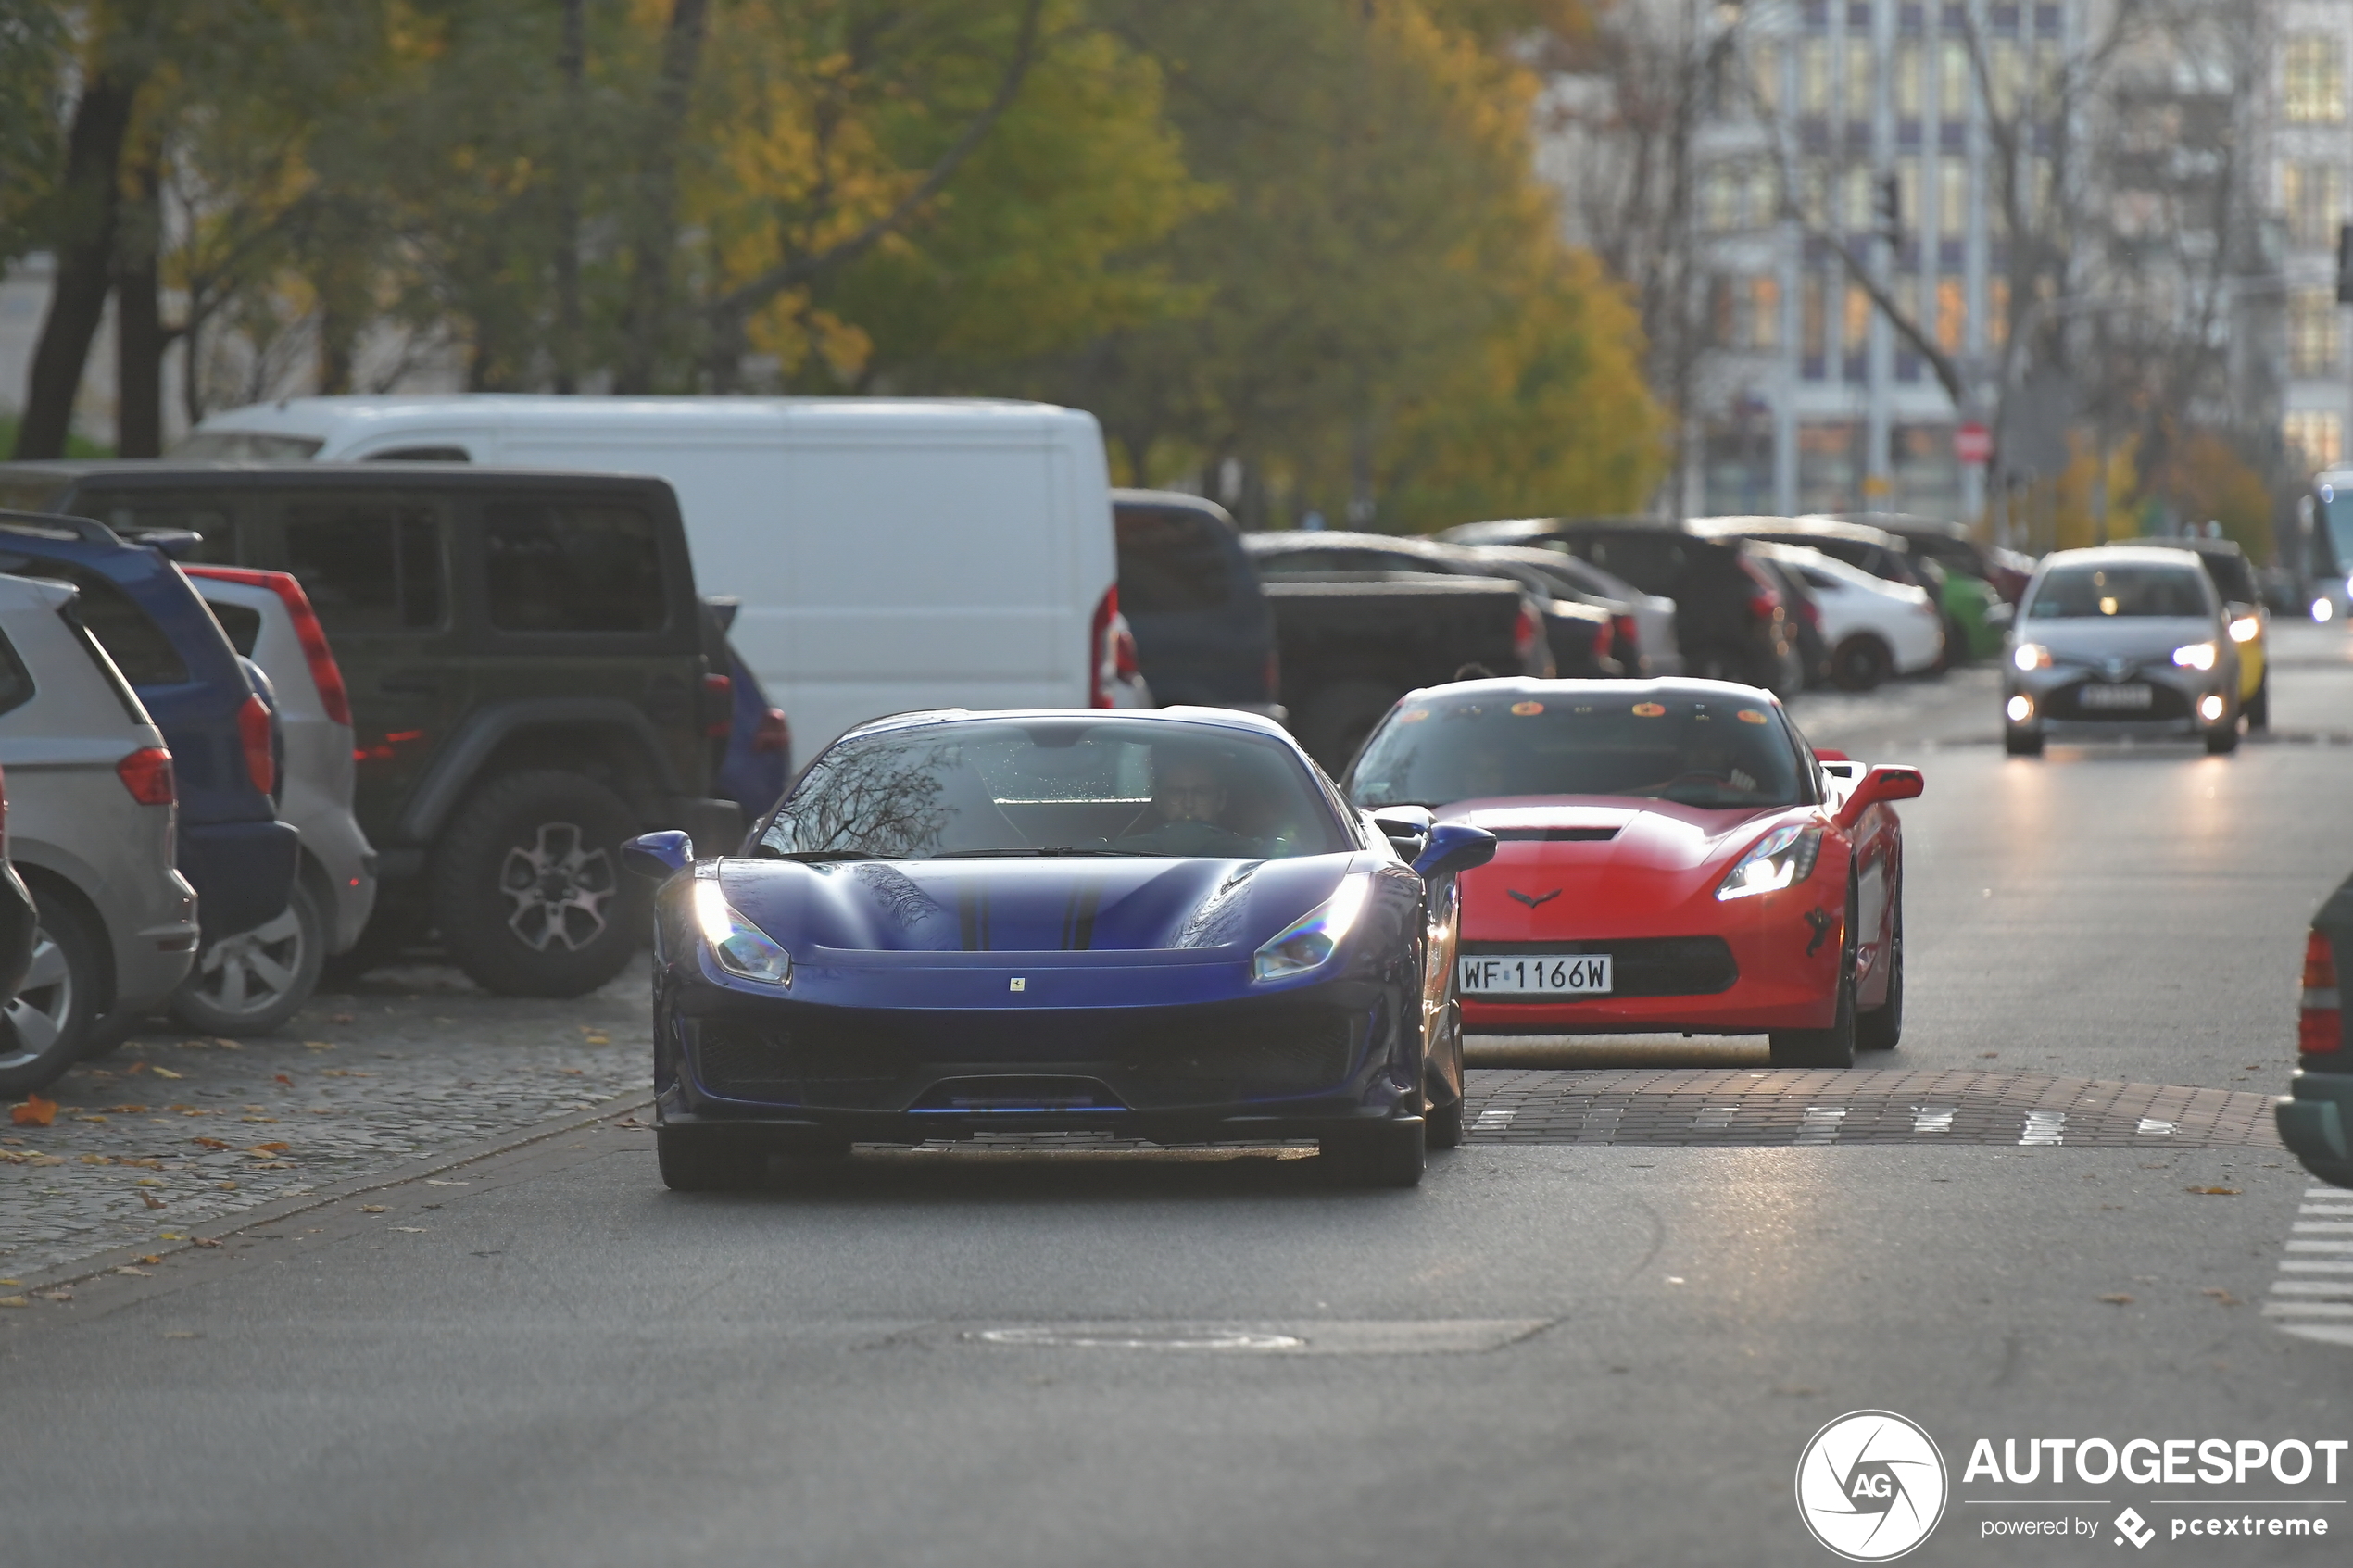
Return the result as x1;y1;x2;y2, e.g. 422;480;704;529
432;770;644;997
0;892;106;1097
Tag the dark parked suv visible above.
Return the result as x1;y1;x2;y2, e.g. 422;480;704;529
0;465;740;997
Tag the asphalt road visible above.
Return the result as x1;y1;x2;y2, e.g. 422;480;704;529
7;629;2353;1567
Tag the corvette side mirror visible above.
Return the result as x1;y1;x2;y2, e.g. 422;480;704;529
623;830;694;879
1370;804;1433;859
1413;822;1497;880
1833;764;1923;829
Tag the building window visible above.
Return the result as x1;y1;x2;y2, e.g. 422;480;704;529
2285;410;2345;471
1845;164;1875;232
1846;35;1875;118
1939;157;1968;232
1895;158;1922;239
2285;34;2347;125
1750;42;1780;113
1987;276;2010;347
1843;282;1871;350
2284;163;2347;248
1940;40;1971;118
1801;38;1831;114
1750;276;1781;350
2290;290;2341;378
1937;277;1966;351
1803;273;1829;358
1894;41;1923;117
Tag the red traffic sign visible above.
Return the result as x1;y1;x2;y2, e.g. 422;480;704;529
1954;422;1993;465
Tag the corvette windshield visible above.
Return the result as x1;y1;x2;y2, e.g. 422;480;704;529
758;720;1351;859
2025;565;2209;619
1347;692;1809;809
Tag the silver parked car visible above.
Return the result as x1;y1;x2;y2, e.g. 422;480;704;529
2004;546;2242;757
180;565;377;1033
0;573;198;1092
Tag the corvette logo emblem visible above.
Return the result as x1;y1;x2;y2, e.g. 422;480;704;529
1507;888;1561;909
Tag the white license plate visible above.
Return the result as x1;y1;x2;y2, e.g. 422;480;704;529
2078;683;2153;710
1456;954;1613;997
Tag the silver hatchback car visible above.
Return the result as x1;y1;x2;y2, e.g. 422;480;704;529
0;573;198;1093
2004;546;2242;757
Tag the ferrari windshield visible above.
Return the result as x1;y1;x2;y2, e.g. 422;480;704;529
1347;690;1810;809
2025;564;2209;619
757;719;1352;859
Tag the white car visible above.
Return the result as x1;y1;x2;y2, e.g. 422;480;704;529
176;565;377;1033
171;395;1143;755
1752;542;1944;690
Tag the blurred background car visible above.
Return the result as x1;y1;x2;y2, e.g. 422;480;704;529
2003;546;2241;757
1438;517;1795;691
2137;536;2270;730
181;565;377;1032
2278;868;2350;1190
1113;491;1283;718
1748;542;1945;690
0;511;296;1042
1739;547;1829;689
699;598;793;831
1692;514;1986;672
1823;512;2018;662
1469;545;1681;675
0;573;197;1094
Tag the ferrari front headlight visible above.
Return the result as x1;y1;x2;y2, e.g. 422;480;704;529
1253;872;1373;982
693;878;792;985
1716;823;1824;901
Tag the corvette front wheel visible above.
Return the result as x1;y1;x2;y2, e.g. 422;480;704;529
1770;896;1857;1069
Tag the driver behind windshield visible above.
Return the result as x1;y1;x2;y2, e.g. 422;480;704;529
1114;746;1262;857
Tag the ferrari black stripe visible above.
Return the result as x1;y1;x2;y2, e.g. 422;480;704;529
957;883;990;950
1067;884;1102;951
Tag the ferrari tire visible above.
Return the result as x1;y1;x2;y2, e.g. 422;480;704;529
1321;1119;1427;1188
1426;1098;1465;1149
1769;896;1857;1069
2246;677;2270;730
1856;894;1903;1052
2004;728;2043;758
657;1127;769;1192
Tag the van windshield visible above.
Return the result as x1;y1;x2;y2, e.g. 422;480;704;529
166;431;324;462
759;720;1350;860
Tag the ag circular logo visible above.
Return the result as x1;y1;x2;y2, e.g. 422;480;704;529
1795;1410;1948;1562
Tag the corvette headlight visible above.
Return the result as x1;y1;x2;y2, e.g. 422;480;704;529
1253;872;1373;982
1716;823;1823;901
2228;615;2260;644
2011;643;2051;671
693;878;792;985
2171;641;2217;671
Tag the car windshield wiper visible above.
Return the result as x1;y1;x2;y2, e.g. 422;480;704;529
756;848;894;862
933;847;1157;859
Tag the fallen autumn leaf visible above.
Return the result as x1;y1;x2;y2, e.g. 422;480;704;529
9;1094;57;1126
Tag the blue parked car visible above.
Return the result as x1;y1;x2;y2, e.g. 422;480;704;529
0;513;297;1035
714;643;790;826
624;708;1496;1192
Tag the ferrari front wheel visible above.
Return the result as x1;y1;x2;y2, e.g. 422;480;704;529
1770;896;1857;1069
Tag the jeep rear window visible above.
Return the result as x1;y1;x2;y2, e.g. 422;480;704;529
483;502;667;633
1116;507;1235;613
2;560;190;685
285;503;446;633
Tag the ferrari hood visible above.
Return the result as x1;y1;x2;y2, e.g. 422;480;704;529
1441;797;1809;935
713;854;1361;956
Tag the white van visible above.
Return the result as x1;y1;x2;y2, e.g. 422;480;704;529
175;395;1139;756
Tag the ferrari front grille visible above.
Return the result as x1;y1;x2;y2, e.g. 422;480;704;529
1124;1009;1356;1095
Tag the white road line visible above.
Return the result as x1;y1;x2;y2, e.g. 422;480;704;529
1796;1108;1846;1145
2312;1189;2350;1198
2269;1192;2353;1346
2263;1301;2353;1317
2280;1260;2353;1272
2303;1205;2353;1216
2271;1280;2353;1297
2295;1222;2353;1233
2020;1110;2066;1146
2288;1240;2353;1252
1912;1107;1954;1134
2136;1119;2177;1136
1472;1108;1516;1133
1692;1106;1737;1131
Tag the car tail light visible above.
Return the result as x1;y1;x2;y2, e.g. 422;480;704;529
1591;617;1615;662
1613;613;1639;654
1799;597;1823;633
752;707;790;755
185;565;353;727
1739;558;1782;621
703;671;734;739
237;694;275;797
117;746;176;806
1514;604;1542;668
1089;586;1121;706
2302;929;2343;1055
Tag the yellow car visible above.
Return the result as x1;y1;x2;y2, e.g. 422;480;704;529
2145;539;2268;729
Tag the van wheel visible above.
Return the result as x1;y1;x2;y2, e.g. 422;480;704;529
432;771;644;997
169;881;324;1035
1831;636;1892;691
0;895;106;1097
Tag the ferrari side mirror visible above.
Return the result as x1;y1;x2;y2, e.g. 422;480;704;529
1370;804;1433;859
1834;764;1924;828
623;830;694;879
1413;822;1497;880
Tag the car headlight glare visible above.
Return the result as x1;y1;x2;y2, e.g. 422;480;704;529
2171;641;2217;671
1253;872;1373;982
1716;823;1824;901
2228;615;2260;644
693;878;793;985
2011;642;2051;671
2006;694;2033;723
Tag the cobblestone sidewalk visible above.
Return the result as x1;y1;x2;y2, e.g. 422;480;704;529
2;958;651;1281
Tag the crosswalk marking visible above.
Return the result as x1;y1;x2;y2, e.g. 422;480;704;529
2269;1184;2353;1344
1692;1106;1738;1131
2136;1119;2177;1136
1472;1108;1515;1133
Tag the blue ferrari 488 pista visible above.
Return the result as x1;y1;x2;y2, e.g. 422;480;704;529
624;708;1497;1190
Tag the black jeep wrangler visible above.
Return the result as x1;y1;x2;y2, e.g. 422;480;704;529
0;463;740;997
